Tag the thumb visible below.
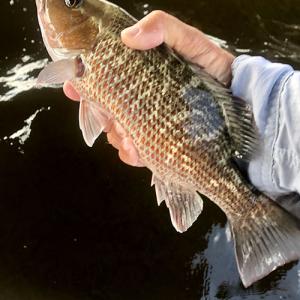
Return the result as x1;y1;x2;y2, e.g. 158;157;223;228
121;12;165;50
121;11;234;85
121;10;215;59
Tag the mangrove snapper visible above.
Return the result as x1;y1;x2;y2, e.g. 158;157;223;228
35;0;300;287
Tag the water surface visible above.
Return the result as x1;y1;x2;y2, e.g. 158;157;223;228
1;0;300;299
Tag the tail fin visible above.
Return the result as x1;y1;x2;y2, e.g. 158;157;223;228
230;195;300;288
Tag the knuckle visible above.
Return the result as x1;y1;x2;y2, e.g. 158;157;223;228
107;133;116;146
148;10;167;22
106;132;113;142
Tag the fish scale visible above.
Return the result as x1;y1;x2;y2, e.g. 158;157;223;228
36;0;300;288
74;18;251;217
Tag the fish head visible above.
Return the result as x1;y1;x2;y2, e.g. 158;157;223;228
35;0;111;61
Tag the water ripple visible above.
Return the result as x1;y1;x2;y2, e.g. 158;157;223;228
189;223;300;298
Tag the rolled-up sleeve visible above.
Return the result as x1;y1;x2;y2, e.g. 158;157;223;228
231;55;300;198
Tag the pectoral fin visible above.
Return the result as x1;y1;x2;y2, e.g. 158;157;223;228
37;59;78;85
152;175;203;233
79;99;112;147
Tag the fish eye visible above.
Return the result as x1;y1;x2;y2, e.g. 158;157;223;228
64;0;83;8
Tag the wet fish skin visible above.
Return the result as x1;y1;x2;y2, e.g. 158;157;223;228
74;7;254;218
36;0;300;288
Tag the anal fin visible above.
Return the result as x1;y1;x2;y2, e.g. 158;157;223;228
152;175;203;233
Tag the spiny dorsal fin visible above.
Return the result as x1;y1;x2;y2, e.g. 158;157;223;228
151;175;203;233
188;64;259;160
221;96;259;160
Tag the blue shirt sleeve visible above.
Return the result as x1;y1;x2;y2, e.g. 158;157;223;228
231;55;300;199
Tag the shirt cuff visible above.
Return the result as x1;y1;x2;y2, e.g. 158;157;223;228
231;55;293;135
230;55;295;198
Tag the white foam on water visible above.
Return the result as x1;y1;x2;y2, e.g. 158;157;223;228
2;107;51;153
9;108;47;144
0;56;48;102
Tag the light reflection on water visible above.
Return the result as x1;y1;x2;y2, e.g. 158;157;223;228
254;14;300;64
190;223;300;299
0;54;51;152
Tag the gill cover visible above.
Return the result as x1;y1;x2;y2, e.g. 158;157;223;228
36;0;100;84
36;0;100;60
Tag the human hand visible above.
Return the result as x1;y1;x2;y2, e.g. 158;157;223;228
64;11;235;166
64;81;144;167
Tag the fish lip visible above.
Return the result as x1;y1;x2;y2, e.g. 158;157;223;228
36;0;45;14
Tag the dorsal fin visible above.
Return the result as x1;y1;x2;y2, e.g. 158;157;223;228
188;64;259;160
221;96;259;160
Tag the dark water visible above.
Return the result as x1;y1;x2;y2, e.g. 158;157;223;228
1;0;300;299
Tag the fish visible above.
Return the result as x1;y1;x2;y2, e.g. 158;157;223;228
35;0;300;287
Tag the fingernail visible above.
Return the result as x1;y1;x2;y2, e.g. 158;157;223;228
122;25;140;37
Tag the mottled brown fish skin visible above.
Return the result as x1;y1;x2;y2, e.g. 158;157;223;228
74;9;256;218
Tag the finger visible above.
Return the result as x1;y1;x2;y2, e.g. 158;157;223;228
106;120;127;146
112;120;128;138
121;11;215;58
121;11;234;84
63;81;80;101
107;131;122;149
121;11;164;50
118;148;144;167
107;121;144;166
121;10;206;54
119;137;144;167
